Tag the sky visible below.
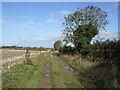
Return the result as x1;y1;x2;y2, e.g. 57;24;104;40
1;2;119;48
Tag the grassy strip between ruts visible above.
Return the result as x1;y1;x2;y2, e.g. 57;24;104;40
50;53;83;88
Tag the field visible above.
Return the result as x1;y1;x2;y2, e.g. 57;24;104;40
1;49;26;60
0;49;40;71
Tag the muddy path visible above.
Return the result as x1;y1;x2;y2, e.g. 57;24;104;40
56;57;97;89
42;57;52;88
42;53;97;88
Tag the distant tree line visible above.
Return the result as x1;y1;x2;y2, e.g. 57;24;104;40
1;45;52;51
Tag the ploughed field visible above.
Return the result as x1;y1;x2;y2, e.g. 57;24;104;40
1;49;26;60
0;49;40;70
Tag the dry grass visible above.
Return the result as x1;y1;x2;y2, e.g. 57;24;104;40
65;55;97;68
60;55;120;88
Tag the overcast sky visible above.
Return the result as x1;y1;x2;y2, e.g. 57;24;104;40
1;2;119;48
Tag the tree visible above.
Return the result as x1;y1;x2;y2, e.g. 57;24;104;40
73;24;99;53
53;40;62;50
62;6;109;46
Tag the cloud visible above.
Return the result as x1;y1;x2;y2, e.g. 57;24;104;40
107;2;118;13
31;35;62;42
18;16;29;19
2;19;42;30
46;19;57;23
0;19;4;24
38;22;42;25
60;10;71;15
20;20;42;30
91;30;119;43
17;34;63;48
49;13;54;17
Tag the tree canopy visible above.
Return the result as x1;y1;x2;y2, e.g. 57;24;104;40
62;6;109;45
53;40;62;50
73;24;99;52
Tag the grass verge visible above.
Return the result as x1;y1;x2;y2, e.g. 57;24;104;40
57;54;120;88
2;54;45;88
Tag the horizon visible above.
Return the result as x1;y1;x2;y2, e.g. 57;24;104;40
1;2;119;48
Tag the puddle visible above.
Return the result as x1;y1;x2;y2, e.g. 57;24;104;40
47;58;51;61
69;67;75;72
45;64;50;67
59;60;64;63
43;73;51;77
64;65;76;72
64;65;69;70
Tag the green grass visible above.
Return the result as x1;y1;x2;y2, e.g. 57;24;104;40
2;54;45;88
50;54;83;88
2;53;84;88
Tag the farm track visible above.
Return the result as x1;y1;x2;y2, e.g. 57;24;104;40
2;52;97;88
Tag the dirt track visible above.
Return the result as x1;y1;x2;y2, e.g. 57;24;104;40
2;52;98;88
